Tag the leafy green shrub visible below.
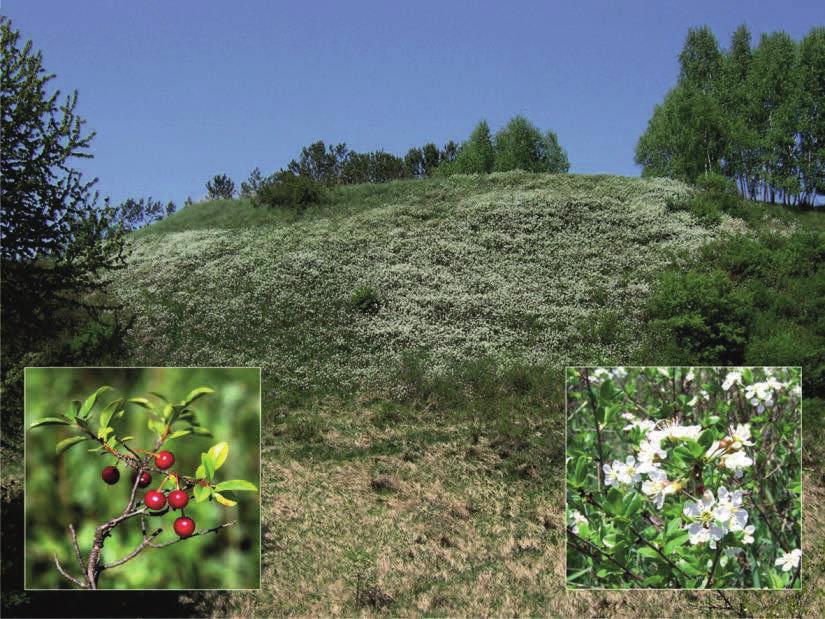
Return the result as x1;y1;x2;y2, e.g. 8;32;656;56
647;268;754;363
253;171;324;210
349;284;381;315
666;173;741;225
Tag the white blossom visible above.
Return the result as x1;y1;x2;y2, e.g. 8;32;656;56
775;549;801;572
721;450;753;478
683;490;728;548
714;487;749;531
569;509;588;534
722;371;743;391
603;456;641;488
641;468;677;509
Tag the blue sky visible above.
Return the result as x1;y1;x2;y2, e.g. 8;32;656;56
4;1;824;205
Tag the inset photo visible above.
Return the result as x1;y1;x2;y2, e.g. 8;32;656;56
565;367;801;589
24;367;261;590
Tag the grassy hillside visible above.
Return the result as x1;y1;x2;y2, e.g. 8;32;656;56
92;173;819;615
116;173;729;397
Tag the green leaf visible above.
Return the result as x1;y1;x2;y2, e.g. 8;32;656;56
637;546;660;559
182;386;215;407
98;399;122;431
148;391;169;403
196;464;206;479
29;417;72;429
162;404;174;419
574;457;587;485
56;436;90;455
167;429;191;440
97;426;114;441
126;397;155;411
698;429;715;448
201;452;215;481
118;435;134;443
214;479;258;493
78;386;114;418
624;493;644;517
193;484;211;503
208;442;229;471
147;418;165;437
69;400;82;419
664;531;690;555
191;426;213;437
606;488;623;515
213;492;237;507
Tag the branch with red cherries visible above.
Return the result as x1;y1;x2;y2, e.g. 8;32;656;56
29;385;258;589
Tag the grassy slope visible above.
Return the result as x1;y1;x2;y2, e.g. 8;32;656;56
111;172;821;616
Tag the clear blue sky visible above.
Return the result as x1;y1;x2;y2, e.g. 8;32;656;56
4;1;824;205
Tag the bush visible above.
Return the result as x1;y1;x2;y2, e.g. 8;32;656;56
349;284;381;315
253;172;324;210
666;173;745;225
647;268;754;363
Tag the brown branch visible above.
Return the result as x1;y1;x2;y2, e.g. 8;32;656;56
582;369;606;491
148;520;237;549
705;542;723;588
68;524;87;581
53;554;87;588
101;528;163;570
568;528;643;582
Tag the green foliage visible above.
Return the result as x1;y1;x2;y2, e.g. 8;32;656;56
567;367;801;589
112;196;176;231
206;173;235;200
253;171;324;210
451;120;496;174
349;284;381;315
637;24;825;206
647;230;825;396
493;115;570;173
239;167;265;197
0;17;126;359
665;173;742;225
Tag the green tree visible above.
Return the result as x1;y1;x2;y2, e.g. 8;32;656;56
452;119;496;174
747;32;800;204
493;115;569;173
636;84;726;182
1;17;126;355
403;147;424;178
798;28;825;205
206;173;235;200
678;26;723;94
240;167;265;197
719;25;759;198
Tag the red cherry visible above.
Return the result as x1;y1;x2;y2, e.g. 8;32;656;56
101;466;120;485
131;471;152;488
168;490;189;510
155;451;175;470
173;516;195;538
144;490;166;510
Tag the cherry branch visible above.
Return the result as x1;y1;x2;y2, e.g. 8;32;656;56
101;528;163;570
148;520;237;548
53;554;87;588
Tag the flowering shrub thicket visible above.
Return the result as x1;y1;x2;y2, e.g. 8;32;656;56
566;367;801;589
112;174;727;397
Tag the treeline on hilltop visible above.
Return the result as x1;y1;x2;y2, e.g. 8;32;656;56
202;115;570;208
636;25;825;206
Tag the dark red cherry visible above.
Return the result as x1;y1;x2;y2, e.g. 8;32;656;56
131;470;152;488
168;490;189;510
144;490;166;510
101;466;120;485
173;516;195;538
155;451;175;470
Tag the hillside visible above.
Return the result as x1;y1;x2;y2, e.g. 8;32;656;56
105;172;755;615
115;172;729;400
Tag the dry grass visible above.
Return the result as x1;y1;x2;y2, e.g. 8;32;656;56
182;399;823;617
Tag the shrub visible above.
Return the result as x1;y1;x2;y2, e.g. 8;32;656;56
253;171;324;210
206;174;235;200
647;268;754;363
349;284;381;315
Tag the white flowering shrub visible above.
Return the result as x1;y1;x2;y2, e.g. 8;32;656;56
566;367;801;589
